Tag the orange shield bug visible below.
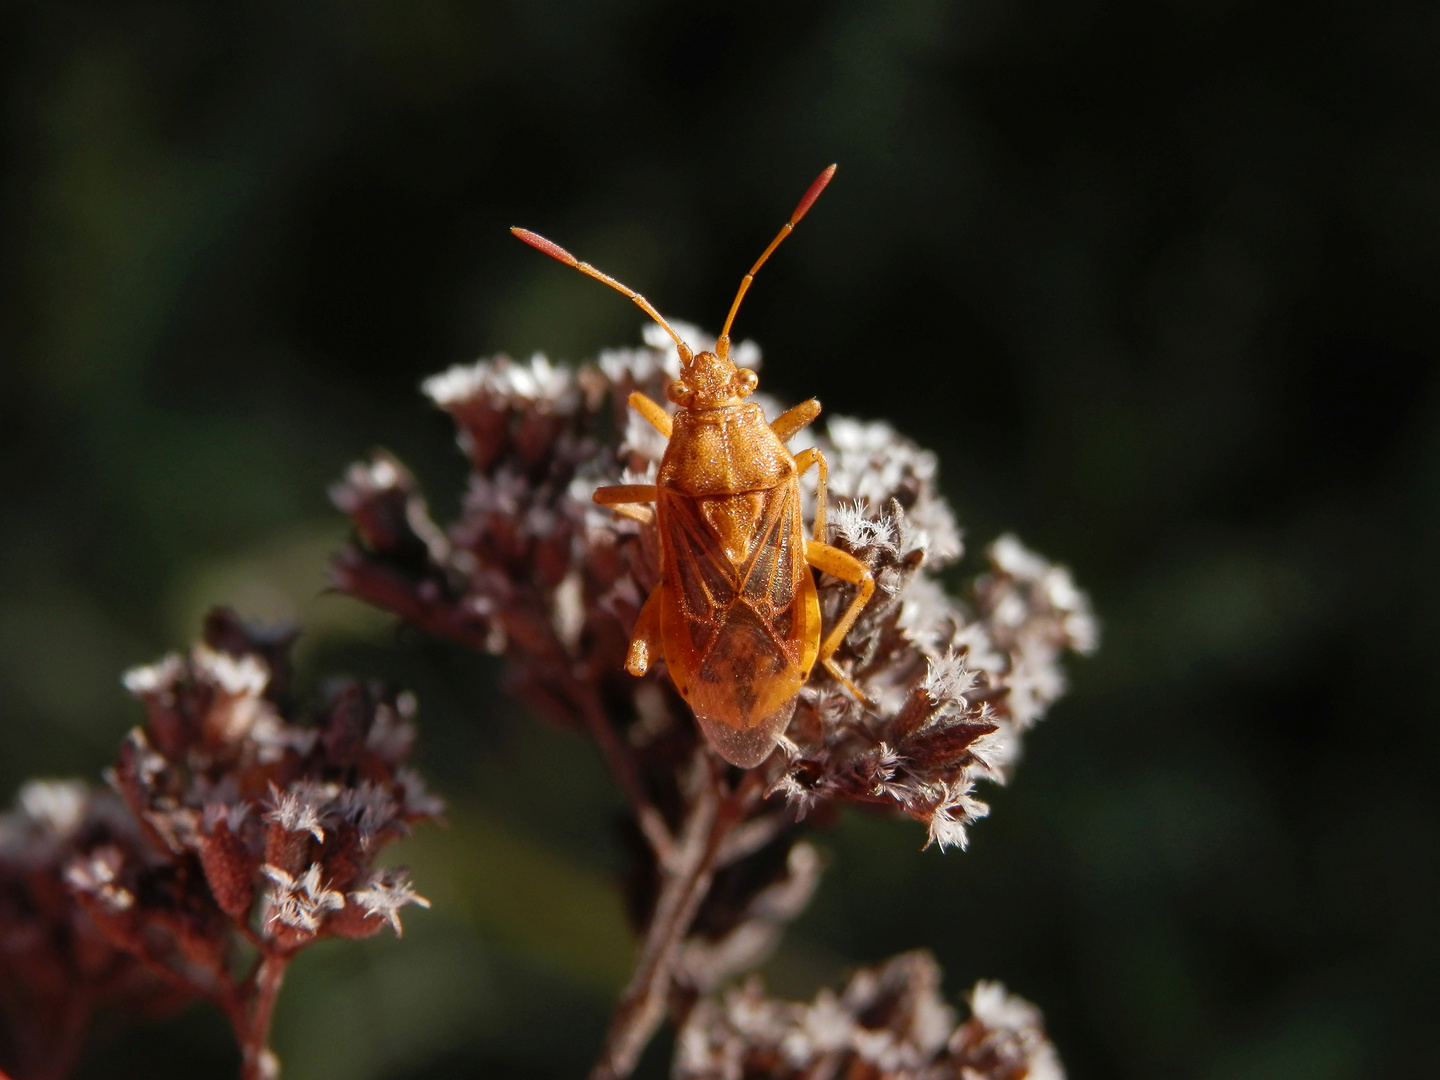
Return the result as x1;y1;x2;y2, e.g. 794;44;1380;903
512;166;875;768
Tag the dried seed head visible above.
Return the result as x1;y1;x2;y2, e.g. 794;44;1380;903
674;951;1064;1080
0;781;184;1074
262;863;345;937
346;868;432;938
0;607;443;1068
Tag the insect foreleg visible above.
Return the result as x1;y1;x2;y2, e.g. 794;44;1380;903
628;392;673;438
770;398;821;443
625;584;665;676
804;539;876;706
793;446;829;542
593;483;658;525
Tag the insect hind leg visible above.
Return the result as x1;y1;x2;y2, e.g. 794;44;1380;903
793;446;829;542
804;538;877;708
821;657;870;704
625;584;665;676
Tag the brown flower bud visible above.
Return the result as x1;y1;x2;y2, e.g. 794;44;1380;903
320;681;373;767
200;820;257;919
323;900;384;941
902;718;1001;770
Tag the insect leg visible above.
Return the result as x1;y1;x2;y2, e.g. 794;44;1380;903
625;584;666;676
628;392;673;438
793;447;830;542
804;539;876;705
770;398;821;443
593;484;658;525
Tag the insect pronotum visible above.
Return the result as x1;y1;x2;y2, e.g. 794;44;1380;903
512;165;875;768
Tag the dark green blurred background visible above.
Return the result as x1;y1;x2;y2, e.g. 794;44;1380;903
2;1;1437;1077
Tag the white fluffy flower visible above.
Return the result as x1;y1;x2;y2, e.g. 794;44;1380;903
17;780;90;838
264;780;337;842
350;869;431;936
262;863;345;934
65;846;134;911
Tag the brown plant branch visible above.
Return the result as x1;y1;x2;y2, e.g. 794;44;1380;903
575;682;676;863
238;954;288;1080
590;758;765;1080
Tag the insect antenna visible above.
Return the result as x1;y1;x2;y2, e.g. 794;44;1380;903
510;227;694;363
714;164;837;361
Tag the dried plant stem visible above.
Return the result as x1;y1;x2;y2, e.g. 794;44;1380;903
237;953;289;1080
576;684;674;859
118;939;230;1011
30;985;94;1080
590;760;764;1080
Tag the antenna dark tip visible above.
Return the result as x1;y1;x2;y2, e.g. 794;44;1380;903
791;164;837;224
511;227;579;268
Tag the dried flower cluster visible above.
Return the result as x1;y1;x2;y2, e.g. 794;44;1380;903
333;323;1093;1079
677;951;1063;1080
0;781;184;1080
0;609;440;1080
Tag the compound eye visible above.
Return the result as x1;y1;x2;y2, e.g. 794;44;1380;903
732;369;759;397
667;380;695;407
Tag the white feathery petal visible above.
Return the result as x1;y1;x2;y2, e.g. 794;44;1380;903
783;991;852;1063
421;359;491;406
395;766;446;819
333;781;400;845
202;799;251;833
121;653;184;696
728;337;762;371
366;695;419;761
830;503;899;553
333;456;404;502
18;780;89;837
922;652;978;709
950;622;1006;680
423;354;581;412
896;572;960;649
926;811;972;852
901;497;964;565
989;533;1052;581
247;712;320;763
193;646;270;697
965;980;1067;1080
925;782;990;852
118;731;168;788
597;344;672;384
465;466;531;517
262;863;344;934
969;980;1042;1032
350;870;431;936
65;847;134;911
622;405;672;463
911;984;960;1058
264;780;336;842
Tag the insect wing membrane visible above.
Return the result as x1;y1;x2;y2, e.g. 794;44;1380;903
658;479;810;766
695;697;798;770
